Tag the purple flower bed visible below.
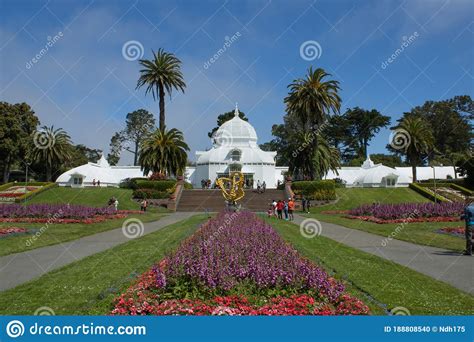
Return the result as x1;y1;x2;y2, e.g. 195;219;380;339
164;211;345;302
0;203;115;219
348;202;464;220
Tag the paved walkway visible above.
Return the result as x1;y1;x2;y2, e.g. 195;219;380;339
0;212;197;291
293;214;473;295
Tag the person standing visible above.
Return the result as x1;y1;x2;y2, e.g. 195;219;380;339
97;179;101;187
262;181;266;193
272;199;277;216
92;179;96;187
114;198;119;211
301;196;307;212
257;180;261;193
283;200;289;220
276;200;284;219
288;197;295;221
306;198;311;213
461;198;474;256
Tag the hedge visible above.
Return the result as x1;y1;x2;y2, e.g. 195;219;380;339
135;180;176;191
450;184;473;196
132;189;170;199
409;183;448;203
291;180;336;201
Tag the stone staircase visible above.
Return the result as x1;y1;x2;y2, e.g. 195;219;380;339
176;189;286;212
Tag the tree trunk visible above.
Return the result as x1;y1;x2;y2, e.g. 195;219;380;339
2;154;11;183
46;167;52;182
159;83;165;131
133;140;139;166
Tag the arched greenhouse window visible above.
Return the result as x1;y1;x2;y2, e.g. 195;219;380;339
229;163;242;172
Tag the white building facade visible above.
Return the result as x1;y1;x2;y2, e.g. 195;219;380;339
185;106;288;189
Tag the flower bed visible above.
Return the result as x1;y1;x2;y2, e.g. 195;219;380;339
345;215;460;224
0;227;28;237
437;227;466;237
112;211;369;316
348;202;463;220
0;204;143;224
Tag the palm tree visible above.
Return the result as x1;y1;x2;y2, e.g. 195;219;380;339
31;126;72;181
136;49;186;131
285;67;341;128
394;116;434;182
139;127;189;176
284;67;341;179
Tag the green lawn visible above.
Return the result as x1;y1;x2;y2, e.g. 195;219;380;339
267;218;474;315
0;187;170;256
307;188;464;251
0;214;208;315
27;187;141;210
0;210;166;256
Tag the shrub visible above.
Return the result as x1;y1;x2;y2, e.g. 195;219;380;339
119;177;148;190
292;180;336;200
135;180;176;191
349;202;464;220
450;184;473;196
132;189;169;199
409;183;447;203
148;172;167;181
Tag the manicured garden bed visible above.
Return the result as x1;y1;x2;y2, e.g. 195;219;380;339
0;203;143;224
112;211;369;315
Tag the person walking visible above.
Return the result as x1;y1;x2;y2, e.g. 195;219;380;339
306;198;311;213
262;181;266;193
301;196;307;212
461;198;474;256
276;200;284;219
288;197;295;221
257;180;261;193
97;179;101;187
92;179;96;187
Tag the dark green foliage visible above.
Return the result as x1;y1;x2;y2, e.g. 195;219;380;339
292;180;336;200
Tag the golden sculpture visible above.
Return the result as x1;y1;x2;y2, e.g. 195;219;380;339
216;171;245;204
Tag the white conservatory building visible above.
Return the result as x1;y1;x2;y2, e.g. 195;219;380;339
55;106;461;189
56;155;145;187
185;106;288;189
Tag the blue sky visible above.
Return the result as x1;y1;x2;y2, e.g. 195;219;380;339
1;0;473;165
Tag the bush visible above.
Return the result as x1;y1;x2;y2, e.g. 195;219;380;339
409;183;448;203
183;182;193;189
135;180;176;191
119;177;147;190
292;180;336;201
132;189;169;199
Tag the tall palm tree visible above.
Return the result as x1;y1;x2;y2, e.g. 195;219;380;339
139;127;189;176
31;126;72;181
285;67;341;128
284;67;341;179
136;49;186;131
394;116;434;182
